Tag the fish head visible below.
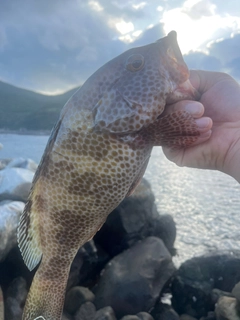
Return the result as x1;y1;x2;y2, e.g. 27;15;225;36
91;31;198;134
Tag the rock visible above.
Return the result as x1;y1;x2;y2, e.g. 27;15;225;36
215;296;240;320
180;314;198;320
94;237;176;318
171;252;240;319
94;306;117;320
152;214;176;255
94;178;176;256
0;159;11;170
0;200;25;262
200;311;216;320
74;301;96;320
4;277;28;320
67;240;110;290
64;286;95;315
151;303;180;320
232;282;240;302
211;288;233;304
0;286;4;320
0;167;34;201
136;312;154;320
120;316;139;320
0;246;32;294
62;313;73;320
6;157;38;172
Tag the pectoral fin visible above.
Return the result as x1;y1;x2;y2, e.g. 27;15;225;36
140;110;200;148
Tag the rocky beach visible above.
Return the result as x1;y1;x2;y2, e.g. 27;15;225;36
1;156;240;320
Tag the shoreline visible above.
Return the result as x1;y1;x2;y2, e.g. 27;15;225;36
0;129;51;136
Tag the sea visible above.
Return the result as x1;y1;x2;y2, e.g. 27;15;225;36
1;133;239;266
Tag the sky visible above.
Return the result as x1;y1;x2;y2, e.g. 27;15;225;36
0;0;240;95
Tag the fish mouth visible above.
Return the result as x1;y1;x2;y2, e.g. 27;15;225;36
166;79;200;105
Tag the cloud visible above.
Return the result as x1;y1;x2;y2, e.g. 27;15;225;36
207;33;240;80
0;0;129;93
0;28;7;50
0;0;240;93
0;0;168;93
182;0;216;19
207;33;240;64
184;32;240;81
184;51;222;71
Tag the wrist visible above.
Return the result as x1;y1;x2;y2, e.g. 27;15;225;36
222;129;240;183
224;153;240;183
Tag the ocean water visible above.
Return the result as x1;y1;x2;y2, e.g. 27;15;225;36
1;133;239;266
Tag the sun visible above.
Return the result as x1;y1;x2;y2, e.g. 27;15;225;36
161;5;240;55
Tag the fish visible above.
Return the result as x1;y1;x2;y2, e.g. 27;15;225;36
18;30;200;320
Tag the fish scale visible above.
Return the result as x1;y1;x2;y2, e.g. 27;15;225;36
18;31;200;320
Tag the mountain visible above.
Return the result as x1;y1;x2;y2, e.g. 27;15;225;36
0;81;79;132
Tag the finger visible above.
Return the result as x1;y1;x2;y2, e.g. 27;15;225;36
162;129;212;168
164;100;204;119
189;70;234;94
195;117;212;133
164;100;212;133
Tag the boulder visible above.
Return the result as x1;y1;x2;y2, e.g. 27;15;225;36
136;312;154;320
0;167;34;201
6;158;38;172
62;313;73;320
171;252;240;319
232;282;240;302
151;303;180;320
180;314;198;320
211;288;233;304
64;286;95;315
120;316;139;320
94;178;176;256
215;296;240;320
0;159;11;171
94;307;117;320
94;237;176;318
74;301;96;320
4;277;28;320
199;311;216;320
0;201;25;262
0;286;4;320
67;240;110;290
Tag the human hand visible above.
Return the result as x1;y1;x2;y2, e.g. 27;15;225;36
163;70;240;182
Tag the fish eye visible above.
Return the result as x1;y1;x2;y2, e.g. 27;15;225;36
126;54;144;72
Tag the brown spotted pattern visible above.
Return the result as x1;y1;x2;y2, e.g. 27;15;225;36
19;31;200;320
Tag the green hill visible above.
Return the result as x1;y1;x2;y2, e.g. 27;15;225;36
0;81;79;132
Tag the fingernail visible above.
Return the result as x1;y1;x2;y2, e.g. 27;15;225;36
195;118;211;128
185;102;203;115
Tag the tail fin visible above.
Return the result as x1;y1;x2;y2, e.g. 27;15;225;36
22;268;68;320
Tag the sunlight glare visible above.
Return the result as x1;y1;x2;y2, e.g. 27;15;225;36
157;6;163;12
161;4;240;54
116;20;134;35
88;0;103;12
132;30;143;37
132;2;147;10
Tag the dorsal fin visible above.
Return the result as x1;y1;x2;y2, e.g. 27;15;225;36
18;199;42;271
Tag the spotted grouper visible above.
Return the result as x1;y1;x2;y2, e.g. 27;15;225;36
18;31;201;320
